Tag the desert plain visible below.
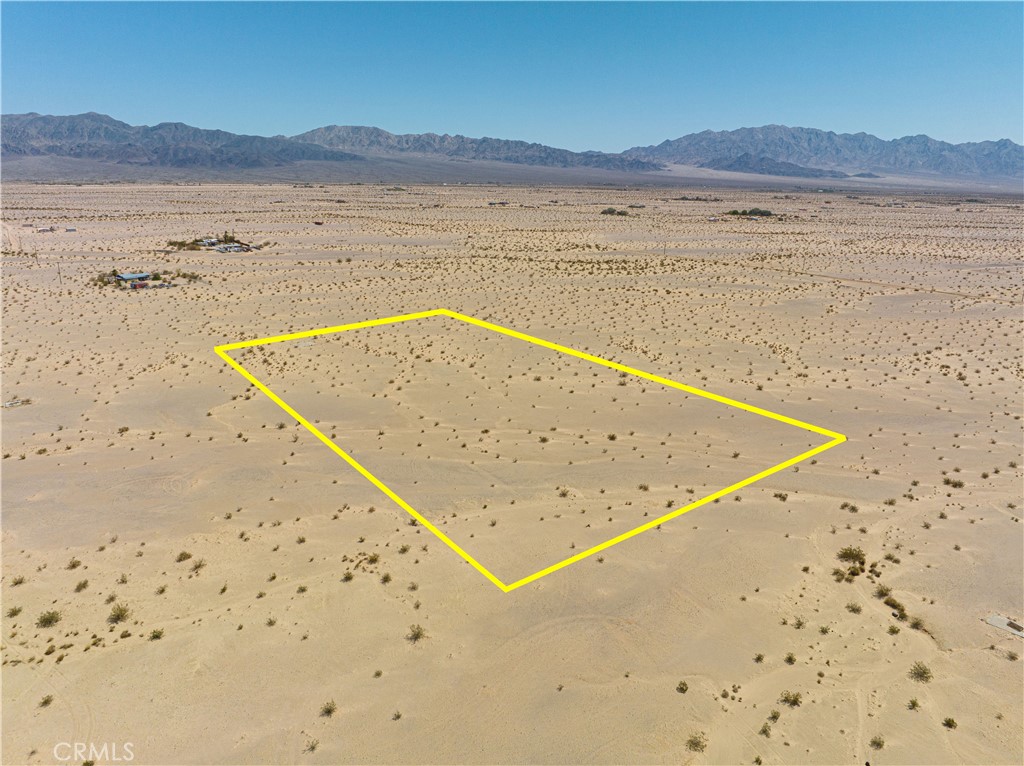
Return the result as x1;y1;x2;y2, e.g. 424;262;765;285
1;182;1022;765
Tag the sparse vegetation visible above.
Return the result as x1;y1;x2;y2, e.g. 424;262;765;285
909;661;933;682
685;732;708;753
37;610;62;628
779;690;802;707
107;602;130;624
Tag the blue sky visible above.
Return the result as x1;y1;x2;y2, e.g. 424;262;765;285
2;2;1021;150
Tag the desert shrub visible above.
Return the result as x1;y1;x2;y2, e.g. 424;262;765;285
406;624;426;643
676;681;688;694
837;546;865;564
685;732;707;753
175;551;192;562
869;735;885;750
779;690;802;707
909;661;933;682
37;610;62;628
107;602;130;624
320;700;337;717
942;717;957;729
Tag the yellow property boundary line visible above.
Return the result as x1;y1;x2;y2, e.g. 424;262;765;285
214;308;846;592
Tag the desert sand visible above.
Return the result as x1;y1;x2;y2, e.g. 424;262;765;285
2;182;1022;765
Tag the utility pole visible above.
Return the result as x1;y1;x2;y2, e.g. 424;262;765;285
56;260;63;286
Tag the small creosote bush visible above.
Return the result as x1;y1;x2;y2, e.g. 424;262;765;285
780;690;802;707
685;732;707;753
909;661;933;682
37;610;62;628
107;602;130;624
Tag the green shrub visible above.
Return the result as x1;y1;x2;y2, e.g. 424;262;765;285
37;610;62;628
107;602;130;624
780;690;802;707
909;661;932;682
685;732;707;752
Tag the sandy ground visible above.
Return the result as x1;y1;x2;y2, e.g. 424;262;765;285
2;183;1022;765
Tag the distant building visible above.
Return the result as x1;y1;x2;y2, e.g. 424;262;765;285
115;272;151;283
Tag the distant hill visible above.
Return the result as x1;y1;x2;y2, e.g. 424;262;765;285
291;125;661;172
0;112;362;168
626;125;1023;179
699;153;851;179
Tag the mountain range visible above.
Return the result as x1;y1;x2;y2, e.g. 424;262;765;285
625;125;1022;179
2;112;1021;186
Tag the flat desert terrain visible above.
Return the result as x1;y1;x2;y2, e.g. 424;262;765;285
2;183;1022;765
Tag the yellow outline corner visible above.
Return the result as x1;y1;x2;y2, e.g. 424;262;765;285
214;309;846;592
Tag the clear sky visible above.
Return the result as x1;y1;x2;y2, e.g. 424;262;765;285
2;2;1021;150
